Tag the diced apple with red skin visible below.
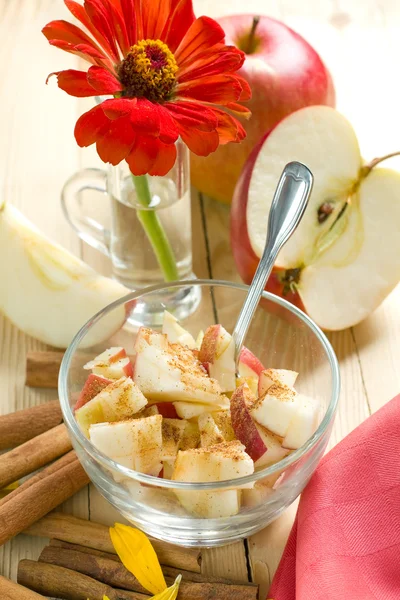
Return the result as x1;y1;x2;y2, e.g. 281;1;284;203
84;347;133;379
238;347;265;378
89;414;162;478
230;384;270;462
172;441;254;517
258;368;298;397
282;395;319;449
75;377;147;436
74;373;113;411
198;413;225;447
254;425;289;468
250;383;299;437
162;310;196;349
161;418;187;461
133;334;224;405
155;402;179;419
173;399;229;420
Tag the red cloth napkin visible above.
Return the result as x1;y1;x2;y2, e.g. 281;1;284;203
269;393;400;600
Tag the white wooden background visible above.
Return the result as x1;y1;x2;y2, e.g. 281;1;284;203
0;0;399;597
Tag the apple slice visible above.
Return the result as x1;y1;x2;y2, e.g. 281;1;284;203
282;395;320;449
162;459;175;479
258;368;298;397
133;404;160;418
84;347;133;379
232;105;400;330
195;330;204;350
198;413;225;447
179;421;200;451
199;325;235;392
161;418;187;461
75;377;147;436
162;311;196;349
134;327;168;354
173;400;229;420
250;384;299;437
238;347;265;378
254;424;289;468
212;410;236;442
236;375;258;397
74;374;113;411
133;337;224;405
172;441;254;517
230;383;269;462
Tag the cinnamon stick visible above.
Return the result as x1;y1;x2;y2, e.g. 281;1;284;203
0;423;71;489
0;575;46;600
39;545;258;600
18;560;147;600
0;453;89;546
26;351;64;388
24;512;201;572
0;401;62;450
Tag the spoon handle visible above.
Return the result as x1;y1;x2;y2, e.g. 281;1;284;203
232;161;314;366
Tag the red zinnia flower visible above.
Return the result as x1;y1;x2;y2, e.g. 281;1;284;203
43;0;251;176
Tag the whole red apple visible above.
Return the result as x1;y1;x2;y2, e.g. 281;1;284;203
190;14;335;204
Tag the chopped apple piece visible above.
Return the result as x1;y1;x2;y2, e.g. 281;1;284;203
133;337;224;405
75;377;147;437
199;325;236;392
236;375;258;397
238;347;265;378
84;347;133;379
254;425;289;468
162;459;175;479
258;368;298;397
242;480;274;508
162;311;196;348
230;384;269;462
74;374;112;411
198;413;225;447
212;410;236;442
161;418;187;461
282;395;319;449
154;402;179;419
250;384;299;437
179;421;200;451
172;441;254;517
173;399;228;420
130;415;163;475
134;327;168;354
133;404;160;418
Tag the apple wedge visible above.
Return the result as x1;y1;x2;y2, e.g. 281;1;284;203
198;413;225;447
162;311;196;349
250;384;299;437
74;374;113;411
173;400;229;420
172;441;254;517
89;414;163;477
238;347;265;378
75;377;147;436
232;106;400;329
199;325;235;392
133;336;224;405
179;421;200;451
254;425;289;468
212;410;236;442
134;327;168;354
258;368;298;397
161;418;187;461
0;202;131;348
84;347;133;379
282;395;320;449
230;383;269;462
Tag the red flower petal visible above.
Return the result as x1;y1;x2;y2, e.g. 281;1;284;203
84;0;120;63
43;19;97;48
162;0;196;53
64;0;116;59
140;0;170;40
119;0;137;45
102;0;130;56
154;104;180;144
74;104;110;147
87;66;122;94
74;43;107;60
212;108;246;144
179;128;219;156
126;135;160;175
101;98;135;119
177;73;251;104
96;116;135;164
178;46;245;82
226;101;251;119
47;38;111;69
148;141;177;176
166;101;218;132
47;69;98;97
175;16;225;66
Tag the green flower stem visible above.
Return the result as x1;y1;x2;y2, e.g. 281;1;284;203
133;174;179;282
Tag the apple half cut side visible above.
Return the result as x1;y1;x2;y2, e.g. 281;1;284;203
231;106;400;329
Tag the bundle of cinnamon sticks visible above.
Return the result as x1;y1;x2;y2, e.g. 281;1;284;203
0;401;89;546
16;513;259;600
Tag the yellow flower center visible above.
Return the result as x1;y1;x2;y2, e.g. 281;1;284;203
118;39;178;102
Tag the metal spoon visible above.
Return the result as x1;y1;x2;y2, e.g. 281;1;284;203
232;161;314;371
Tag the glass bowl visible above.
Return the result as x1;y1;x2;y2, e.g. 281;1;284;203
59;280;340;547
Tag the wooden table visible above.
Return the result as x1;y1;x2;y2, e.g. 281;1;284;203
1;0;399;597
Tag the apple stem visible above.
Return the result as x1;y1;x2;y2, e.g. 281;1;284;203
361;151;400;177
244;16;260;54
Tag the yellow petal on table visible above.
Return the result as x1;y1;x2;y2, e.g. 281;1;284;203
0;481;18;499
109;523;167;595
151;575;182;600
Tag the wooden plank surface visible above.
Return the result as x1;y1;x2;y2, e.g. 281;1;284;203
0;0;399;596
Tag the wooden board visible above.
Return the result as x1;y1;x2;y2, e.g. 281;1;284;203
0;0;399;596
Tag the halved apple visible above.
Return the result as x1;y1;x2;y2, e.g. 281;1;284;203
75;377;147;436
231;106;400;329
